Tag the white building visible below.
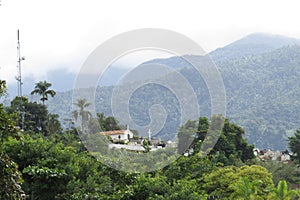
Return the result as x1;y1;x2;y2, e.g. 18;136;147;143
100;127;133;143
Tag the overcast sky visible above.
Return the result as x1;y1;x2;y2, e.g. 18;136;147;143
1;0;300;86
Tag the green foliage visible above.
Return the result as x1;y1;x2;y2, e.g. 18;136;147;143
197;117;209;141
289;129;300;162
0;104;20;145
2;75;299;199
46;113;62;134
212;118;255;163
163;154;218;182
3;134;79;199
0;152;25;199
45;45;300;150
102;116;121;131
0;79;7;98
31;80;56;105
188;117;254;164
202;165;274;198
268;180;299;200
259;160;300;186
142;138;151;152
230;177;262;200
177;120;197;154
7;96;49;134
0;80;25;199
127;174;207;200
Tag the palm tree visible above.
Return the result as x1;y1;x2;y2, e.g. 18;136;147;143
72;98;92;131
268;180;299;200
230;177;261;200
31;81;56;105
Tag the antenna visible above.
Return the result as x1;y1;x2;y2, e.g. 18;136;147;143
16;29;25;129
16;29;24;97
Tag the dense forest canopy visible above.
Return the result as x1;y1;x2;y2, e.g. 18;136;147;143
2;79;300;199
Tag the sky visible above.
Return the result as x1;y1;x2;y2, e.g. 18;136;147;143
1;0;300;88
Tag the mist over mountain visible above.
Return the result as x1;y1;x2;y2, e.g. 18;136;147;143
15;32;300;150
210;32;300;61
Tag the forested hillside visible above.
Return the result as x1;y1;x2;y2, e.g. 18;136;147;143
45;41;300;150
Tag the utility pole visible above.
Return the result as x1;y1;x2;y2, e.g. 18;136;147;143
16;29;25;129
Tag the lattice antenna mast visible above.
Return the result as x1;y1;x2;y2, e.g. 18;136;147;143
16;29;24;97
16;29;25;129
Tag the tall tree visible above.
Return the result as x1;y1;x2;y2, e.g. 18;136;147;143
72;98;92;131
31;80;56;105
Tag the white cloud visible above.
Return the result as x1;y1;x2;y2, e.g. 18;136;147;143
1;0;300;85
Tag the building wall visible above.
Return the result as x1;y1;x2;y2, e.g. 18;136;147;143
110;130;133;142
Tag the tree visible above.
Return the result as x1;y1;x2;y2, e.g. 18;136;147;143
197;117;209;141
211;118;255;164
202;165;274;198
191;116;254;164
95;113;121;131
96;112;106;131
46;114;62;134
288;129;300;162
4;134;81;200
259;160;300;186
268;180;299;200
7;97;49;134
177;120;197;154
103;116;121;131
72;98;92;131
0;80;25;199
129;174;207;200
31;80;56;105
230;177;262;200
0;80;7;97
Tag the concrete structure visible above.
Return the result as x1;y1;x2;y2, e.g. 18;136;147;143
108;144;145;151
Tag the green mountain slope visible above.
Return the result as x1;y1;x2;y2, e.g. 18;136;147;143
45;35;300;150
